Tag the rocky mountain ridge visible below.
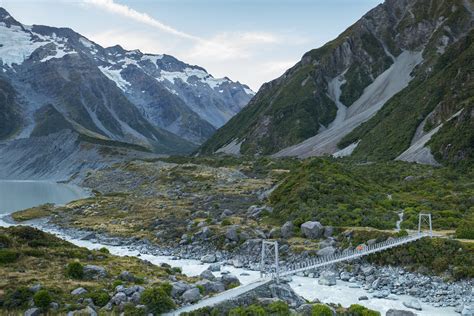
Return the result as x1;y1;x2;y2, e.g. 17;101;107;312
200;0;473;168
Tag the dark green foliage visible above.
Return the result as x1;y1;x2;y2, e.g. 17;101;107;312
123;303;147;316
98;247;110;254
0;79;22;140
311;304;333;316
269;158;473;230
0;234;11;248
347;304;380;316
267;301;291;315
3;287;32;309
0;249;19;264
33;290;52;310
229;305;266;316
456;221;474;239
66;261;84;279
88;290;110;307
140;287;175;314
368;238;474;280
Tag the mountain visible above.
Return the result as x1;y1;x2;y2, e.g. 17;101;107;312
199;0;473;168
0;8;253;179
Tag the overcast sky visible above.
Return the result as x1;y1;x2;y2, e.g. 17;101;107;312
0;0;381;91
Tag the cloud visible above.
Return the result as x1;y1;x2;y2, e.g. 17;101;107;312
82;0;200;41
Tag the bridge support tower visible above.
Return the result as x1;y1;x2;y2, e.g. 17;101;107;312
260;240;279;282
418;213;433;237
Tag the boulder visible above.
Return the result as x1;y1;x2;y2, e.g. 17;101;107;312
300;221;324;239
196;280;225;293
361;266;375;276
83;265;107;279
296;304;314;316
111;292;127;305
281;221;294;238
220;209;233;218
340;272;352;281
201;254;216;263
171;282;190;298
386;309;417;316
208;263;221;272
318;271;337;286
182;288;201;303
24;308;41;316
225;226;240;242
221;274;241;288
71;287;88;295
200;269;216;281
323;226;334;238
29;283;42;293
317;246;336;257
358;296;368;301
118;271;136;282
403;299;422;311
269;283;306;307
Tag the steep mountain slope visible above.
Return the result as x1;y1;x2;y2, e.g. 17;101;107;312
0;8;253;148
200;0;473;167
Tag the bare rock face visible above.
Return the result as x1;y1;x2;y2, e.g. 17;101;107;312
300;221;324;239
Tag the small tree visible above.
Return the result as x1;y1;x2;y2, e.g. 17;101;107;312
141;287;175;314
66;261;84;279
33;290;52;310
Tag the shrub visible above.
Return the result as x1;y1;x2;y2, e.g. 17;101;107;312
98;247;110;254
347;304;380;316
221;219;232;226
66;261;84;279
123;303;147;316
33;290;52;310
3;287;32;308
456;221;474;239
267;301;290;315
88;290;110;307
160;282;173;296
0;249;19;264
229;305;266;316
312;304;333;316
141;287;175;314
0;234;11;248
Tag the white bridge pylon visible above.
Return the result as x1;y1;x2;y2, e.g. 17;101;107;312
261;213;433;281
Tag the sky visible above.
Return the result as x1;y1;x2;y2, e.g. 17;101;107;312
0;0;382;91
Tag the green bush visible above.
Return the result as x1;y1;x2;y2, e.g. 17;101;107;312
229;305;266;316
123;303;147;316
0;249;19;264
66;261;84;279
456;221;474;239
3;287;32;308
0;234;11;248
312;304;333;316
347;304;380;316
33;290;52;310
88;290;110;307
141;287;175;314
221;219;232;226
98;247;110;254
267;301;290;315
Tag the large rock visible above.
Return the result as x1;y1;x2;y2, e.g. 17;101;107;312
281;221;294;238
118;271;136;282
111;292;127;305
225;226;240;242
200;269;216;281
201;254;216;263
269;283;306;307
24;308;41;316
318;271;337;286
208;263;221;272
71;287;88;295
221;274;241;288
171;282;190;298
182;288;201;303
361;266;375;276
83;265;107;279
403;299;422;311
386;309;417;316
300;221;324;239
196;280;225;293
317;246;336;257
323;226;334;237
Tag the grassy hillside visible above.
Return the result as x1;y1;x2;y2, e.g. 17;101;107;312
269;158;473;230
339;29;473;167
0;79;22;140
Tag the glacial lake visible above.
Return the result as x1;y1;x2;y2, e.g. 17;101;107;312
0;180;89;215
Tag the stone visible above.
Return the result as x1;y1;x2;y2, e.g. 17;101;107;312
130;292;142;304
71;287;88;295
361;266;375;276
182;288;201;303
221;274;241;288
196;280;225;293
318;271;337;286
317;246;336;257
403;299;422;311
340;272;352;281
269;283;306;307
24;308;41;316
358;296;368;301
200;269;216;281
386;309;417;316
323;226;334;238
29;283;42;293
83;265;107;279
281;221;294;238
171;282;190;298
462;305;474;316
232;259;244;268
50;302;60;310
220;209;233;218
300;221;324;239
118;271;136;282
201;254;216;263
296;304;314;316
208;263;221;272
225;226;240;242
111;292;127;305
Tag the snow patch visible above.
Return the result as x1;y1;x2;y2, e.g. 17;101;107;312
158;67;230;89
79;37;94;49
98;66;131;91
0;24;44;66
40;44;77;62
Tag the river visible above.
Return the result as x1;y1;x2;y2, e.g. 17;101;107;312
0;180;458;315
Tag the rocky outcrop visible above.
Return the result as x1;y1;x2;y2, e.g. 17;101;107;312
301;221;324;239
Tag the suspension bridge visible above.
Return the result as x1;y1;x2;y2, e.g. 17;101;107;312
167;213;433;315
